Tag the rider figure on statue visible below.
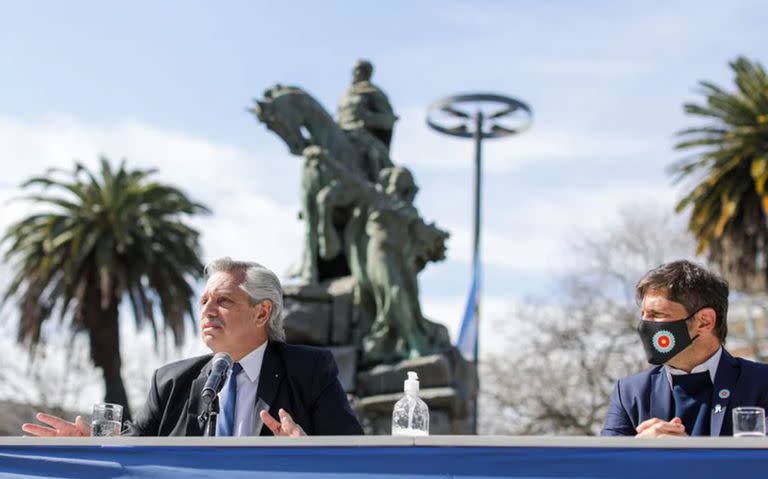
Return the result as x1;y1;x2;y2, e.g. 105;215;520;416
337;59;397;181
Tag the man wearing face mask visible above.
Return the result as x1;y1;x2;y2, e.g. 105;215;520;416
601;260;768;437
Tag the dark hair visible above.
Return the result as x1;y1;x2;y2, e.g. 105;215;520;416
635;260;729;342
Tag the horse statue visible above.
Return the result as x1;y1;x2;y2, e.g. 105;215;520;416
249;85;393;283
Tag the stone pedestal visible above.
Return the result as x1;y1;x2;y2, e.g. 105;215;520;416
281;275;478;434
355;349;477;434
282;276;357;346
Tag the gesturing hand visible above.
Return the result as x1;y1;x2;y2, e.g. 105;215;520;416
635;417;688;438
22;413;91;437
259;408;306;437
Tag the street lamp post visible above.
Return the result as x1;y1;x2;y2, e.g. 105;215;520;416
426;93;532;432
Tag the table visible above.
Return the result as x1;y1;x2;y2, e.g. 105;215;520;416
1;436;767;478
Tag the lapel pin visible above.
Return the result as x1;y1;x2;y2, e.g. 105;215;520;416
718;389;731;399
714;404;723;413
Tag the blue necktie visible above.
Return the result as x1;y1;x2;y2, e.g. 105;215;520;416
672;371;713;436
216;362;243;436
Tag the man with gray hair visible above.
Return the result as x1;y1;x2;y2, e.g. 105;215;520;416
23;257;363;437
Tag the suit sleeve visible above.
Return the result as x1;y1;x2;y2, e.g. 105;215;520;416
601;379;636;436
308;350;364;435
122;369;162;436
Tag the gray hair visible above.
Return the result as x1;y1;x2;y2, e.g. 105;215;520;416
204;257;285;342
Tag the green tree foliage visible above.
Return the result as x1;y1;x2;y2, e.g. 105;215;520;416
672;57;768;293
1;158;210;418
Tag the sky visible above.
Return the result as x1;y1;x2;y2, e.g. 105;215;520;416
0;0;767;363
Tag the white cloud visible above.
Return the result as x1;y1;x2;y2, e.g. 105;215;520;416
441;183;677;272
0;114;303;275
0;112;683;304
0;112;681;363
392;105;655;174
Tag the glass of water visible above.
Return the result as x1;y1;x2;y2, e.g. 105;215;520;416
732;407;766;437
91;403;123;437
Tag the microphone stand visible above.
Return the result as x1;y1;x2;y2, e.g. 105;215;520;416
200;396;220;437
198;353;232;436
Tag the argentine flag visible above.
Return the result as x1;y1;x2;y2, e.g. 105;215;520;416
456;260;480;360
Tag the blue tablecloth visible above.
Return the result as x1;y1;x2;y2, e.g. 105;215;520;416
2;439;768;478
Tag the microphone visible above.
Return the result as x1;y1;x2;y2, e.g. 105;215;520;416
201;352;232;404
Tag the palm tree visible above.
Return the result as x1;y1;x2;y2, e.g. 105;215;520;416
671;56;768;294
1;158;210;418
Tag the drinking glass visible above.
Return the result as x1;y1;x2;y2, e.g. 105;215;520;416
91;403;123;437
732;407;766;437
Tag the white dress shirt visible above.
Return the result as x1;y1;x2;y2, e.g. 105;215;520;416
216;342;267;436
664;346;722;389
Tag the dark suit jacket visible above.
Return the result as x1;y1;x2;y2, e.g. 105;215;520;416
602;349;768;436
125;341;364;436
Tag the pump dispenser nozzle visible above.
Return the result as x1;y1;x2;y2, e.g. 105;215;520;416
404;371;420;393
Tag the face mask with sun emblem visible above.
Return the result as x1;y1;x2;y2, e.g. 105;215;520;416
637;311;700;365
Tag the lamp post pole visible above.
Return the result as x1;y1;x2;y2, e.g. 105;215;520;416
472;110;483;366
427;93;532;433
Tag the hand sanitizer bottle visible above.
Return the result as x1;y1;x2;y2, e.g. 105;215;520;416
391;371;429;436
